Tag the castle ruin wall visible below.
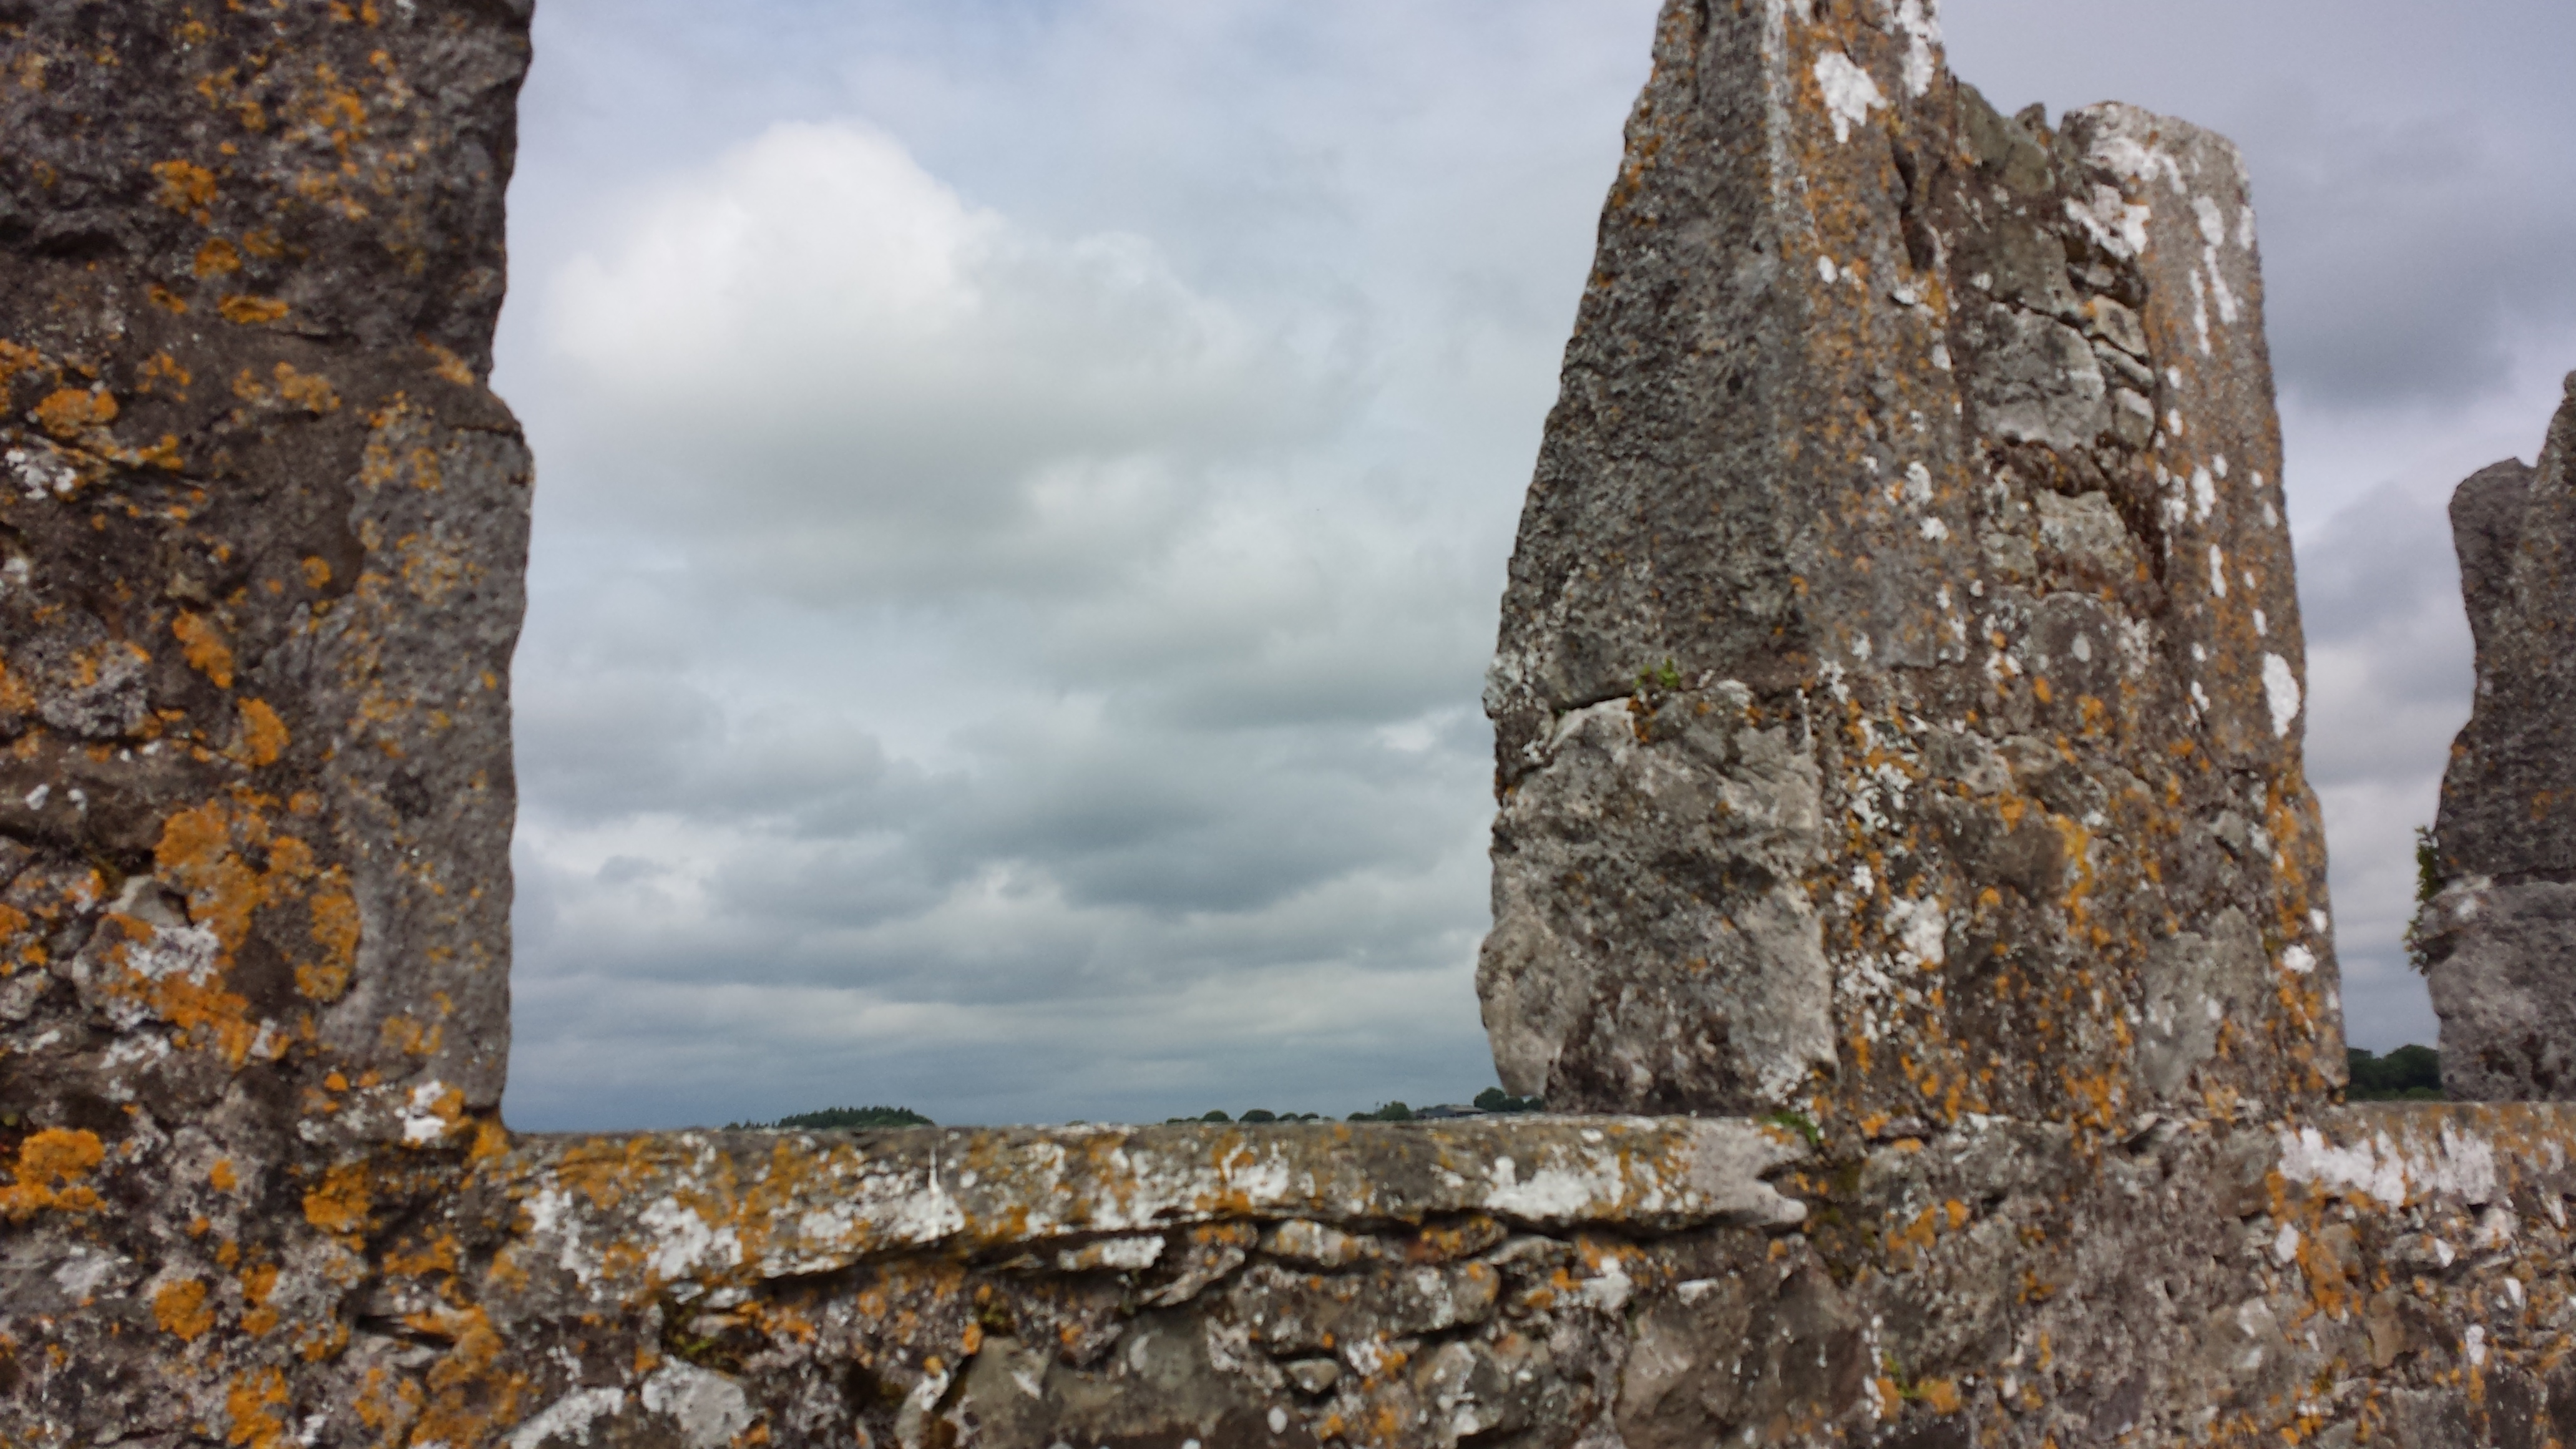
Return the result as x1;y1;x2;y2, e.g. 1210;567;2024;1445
4;3;2575;1447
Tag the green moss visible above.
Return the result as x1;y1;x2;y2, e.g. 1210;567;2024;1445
1762;1108;1823;1149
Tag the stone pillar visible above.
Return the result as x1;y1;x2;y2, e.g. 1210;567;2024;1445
0;1;532;1436
1480;0;2342;1125
2417;376;2576;1099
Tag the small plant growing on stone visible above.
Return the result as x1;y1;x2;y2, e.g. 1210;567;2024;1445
1762;1108;1823;1149
2405;824;2441;971
1635;657;1684;694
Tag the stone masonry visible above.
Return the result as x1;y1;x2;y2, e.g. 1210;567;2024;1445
1479;0;2341;1126
2417;376;2576;1100
7;2;2576;1447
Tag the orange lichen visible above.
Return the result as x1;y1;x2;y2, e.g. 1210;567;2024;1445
173;612;235;688
32;386;115;440
273;363;339;413
225;1366;291;1449
303;1161;371;1237
152;1277;216;1341
241;1261;281;1336
139;351;193;396
420;339;477;386
237;698;289;768
218;295;290;325
150;158;218;218
0;1129;105;1219
92;912;264;1065
194;237;243;276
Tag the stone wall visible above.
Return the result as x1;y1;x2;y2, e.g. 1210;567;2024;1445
6;2;2576;1447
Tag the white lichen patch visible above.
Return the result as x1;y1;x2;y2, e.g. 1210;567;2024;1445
1886;895;1946;969
1812;51;1883;144
2204;248;2240;324
1891;0;1940;97
2276;1119;2502;1210
2261;653;2301;738
1058;1235;1165;1273
401;1080;457;1144
508;1388;628;1449
2066;183;2150;260
122;922;222;985
6;443;79;499
640;1362;756;1449
638;1195;745;1282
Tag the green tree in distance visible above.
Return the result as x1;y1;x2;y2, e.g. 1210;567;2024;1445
727;1105;934;1131
2346;1046;2442;1101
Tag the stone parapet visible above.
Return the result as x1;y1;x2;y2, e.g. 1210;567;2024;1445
14;1109;2576;1445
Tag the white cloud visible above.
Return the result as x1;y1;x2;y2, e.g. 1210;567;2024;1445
537;117;1346;605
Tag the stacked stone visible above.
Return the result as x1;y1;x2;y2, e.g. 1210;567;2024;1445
2417;376;2576;1099
1479;0;2342;1128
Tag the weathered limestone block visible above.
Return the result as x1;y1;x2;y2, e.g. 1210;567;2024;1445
2419;378;2576;1099
1481;0;2340;1121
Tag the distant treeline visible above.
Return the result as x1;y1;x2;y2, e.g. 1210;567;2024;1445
726;1105;935;1131
2347;1046;2441;1101
1168;1088;1544;1125
731;1065;2439;1128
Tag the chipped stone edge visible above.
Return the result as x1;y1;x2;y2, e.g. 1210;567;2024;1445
493;1118;1812;1294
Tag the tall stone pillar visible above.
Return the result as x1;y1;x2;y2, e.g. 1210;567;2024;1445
2417;376;2576;1099
1480;0;2342;1127
0;3;532;1437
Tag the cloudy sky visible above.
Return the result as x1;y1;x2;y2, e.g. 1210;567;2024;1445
491;0;2576;1130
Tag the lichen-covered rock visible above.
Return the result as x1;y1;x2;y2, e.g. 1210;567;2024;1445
1480;0;2340;1122
2418;378;2576;1099
0;0;532;1443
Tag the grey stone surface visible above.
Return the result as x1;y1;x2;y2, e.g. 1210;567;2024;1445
1480;0;2339;1121
2426;882;2576;1098
2422;383;2576;1098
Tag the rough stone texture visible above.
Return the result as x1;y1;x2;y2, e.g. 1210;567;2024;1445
0;0;535;1438
9;2;2574;1447
21;1102;2576;1448
2418;379;2576;1100
1480;0;2340;1124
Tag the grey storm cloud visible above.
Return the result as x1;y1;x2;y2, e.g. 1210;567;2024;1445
494;0;2574;1131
